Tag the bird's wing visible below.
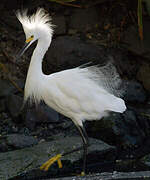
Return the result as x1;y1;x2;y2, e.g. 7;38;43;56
44;64;126;120
84;61;126;97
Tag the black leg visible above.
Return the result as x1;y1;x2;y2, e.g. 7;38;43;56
62;125;89;174
76;125;89;174
40;123;89;173
62;125;89;156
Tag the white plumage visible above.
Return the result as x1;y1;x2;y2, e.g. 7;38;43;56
16;8;126;173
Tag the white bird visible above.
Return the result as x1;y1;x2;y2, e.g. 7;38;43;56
16;8;126;175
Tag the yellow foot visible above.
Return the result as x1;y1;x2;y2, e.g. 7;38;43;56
75;171;85;176
81;171;85;176
40;154;62;171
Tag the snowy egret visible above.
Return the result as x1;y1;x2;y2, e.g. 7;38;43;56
16;8;126;175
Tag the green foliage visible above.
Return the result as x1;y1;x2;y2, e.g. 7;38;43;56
138;0;143;40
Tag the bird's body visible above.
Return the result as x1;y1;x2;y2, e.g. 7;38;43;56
16;8;126;174
25;63;126;126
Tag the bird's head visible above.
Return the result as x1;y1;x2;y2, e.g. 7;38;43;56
16;8;53;58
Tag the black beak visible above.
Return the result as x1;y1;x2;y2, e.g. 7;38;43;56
16;41;30;61
16;36;34;61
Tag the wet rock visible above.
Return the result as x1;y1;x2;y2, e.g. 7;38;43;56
6;134;38;149
124;80;147;103
6;94;23;117
52;15;66;35
45;36;106;73
69;7;99;32
0;137;116;179
122;20;150;59
137;62;150;91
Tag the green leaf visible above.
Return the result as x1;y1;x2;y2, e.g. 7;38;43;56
138;0;143;41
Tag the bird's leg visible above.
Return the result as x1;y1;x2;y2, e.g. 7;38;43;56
75;125;89;175
40;125;89;175
58;125;89;175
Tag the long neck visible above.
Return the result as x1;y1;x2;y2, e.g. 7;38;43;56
24;38;51;103
28;40;47;77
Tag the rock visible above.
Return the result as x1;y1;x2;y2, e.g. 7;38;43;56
124;80;147;103
122;20;150;59
52;15;66;35
86;108;146;147
6;94;23;117
88;108;146;147
0;79;18;98
0;137;116;179
69;7;99;32
113;110;146;146
141;152;150;168
143;0;150;16
0;141;8;152
6;134;38;149
25;104;59;130
85;117;115;145
44;36;106;73
47;171;150;180
137;62;150;91
130;106;150;137
0;99;6;112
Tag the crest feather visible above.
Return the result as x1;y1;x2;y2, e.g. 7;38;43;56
16;8;53;34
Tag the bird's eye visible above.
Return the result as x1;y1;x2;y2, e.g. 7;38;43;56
26;35;34;43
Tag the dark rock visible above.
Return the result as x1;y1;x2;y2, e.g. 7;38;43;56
6;134;38;149
6;94;23;117
52;15;66;35
109;49;140;78
0;99;6;112
0;136;116;179
130;106;150;137
124;80;147;103
0;141;8;152
137;61;150;91
25;104;59;130
25;109;37;130
89;109;146;147
60;121;73;130
44;36;106;73
122;19;150;60
69;7;100;32
0;79;18;98
113;110;145;146
19;127;30;136
142;154;150;167
46;171;150;180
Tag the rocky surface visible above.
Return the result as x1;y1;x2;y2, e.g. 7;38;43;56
0;0;150;179
0;137;115;179
49;171;150;180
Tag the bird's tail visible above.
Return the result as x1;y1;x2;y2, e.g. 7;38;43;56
107;96;126;113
